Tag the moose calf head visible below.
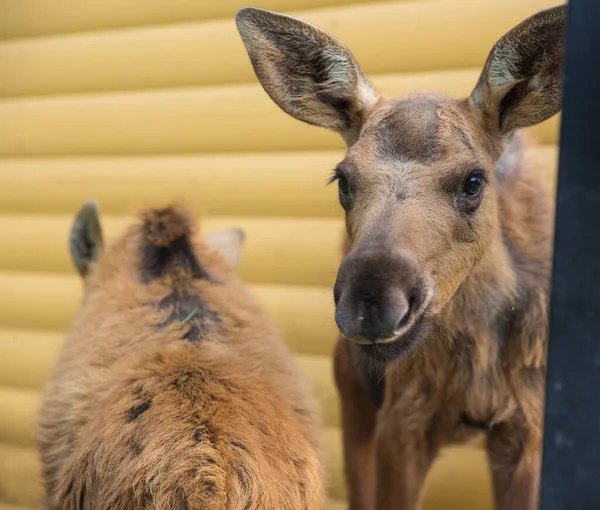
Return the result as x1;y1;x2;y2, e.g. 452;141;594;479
236;5;565;362
69;201;245;292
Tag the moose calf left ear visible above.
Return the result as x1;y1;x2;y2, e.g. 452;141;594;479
69;201;104;277
470;5;566;135
236;7;378;145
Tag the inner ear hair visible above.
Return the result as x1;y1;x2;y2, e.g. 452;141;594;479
470;4;566;134
236;7;377;144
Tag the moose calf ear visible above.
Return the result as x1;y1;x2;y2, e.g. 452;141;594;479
69;201;104;277
205;228;245;269
235;7;378;144
470;5;566;135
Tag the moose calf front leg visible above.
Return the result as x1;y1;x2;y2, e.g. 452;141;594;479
334;339;379;510
487;421;541;510
374;415;437;510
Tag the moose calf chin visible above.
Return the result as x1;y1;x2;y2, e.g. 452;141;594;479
36;202;324;510
236;4;565;509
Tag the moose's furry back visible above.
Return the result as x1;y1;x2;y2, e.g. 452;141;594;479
36;204;324;510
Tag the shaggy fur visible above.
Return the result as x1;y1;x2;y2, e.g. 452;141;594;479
36;204;324;510
237;5;565;510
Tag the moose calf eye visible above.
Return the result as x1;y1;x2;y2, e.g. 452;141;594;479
338;176;350;196
463;172;484;197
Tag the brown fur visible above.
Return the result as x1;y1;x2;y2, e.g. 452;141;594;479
237;5;565;509
36;204;324;510
334;131;553;510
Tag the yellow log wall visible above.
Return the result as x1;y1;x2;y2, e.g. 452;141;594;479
0;0;563;97
0;0;561;508
0;71;559;157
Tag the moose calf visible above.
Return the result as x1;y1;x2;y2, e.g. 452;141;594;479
36;202;324;509
236;5;565;509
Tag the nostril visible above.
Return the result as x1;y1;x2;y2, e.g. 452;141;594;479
396;310;410;330
396;284;428;331
409;285;427;313
394;295;410;331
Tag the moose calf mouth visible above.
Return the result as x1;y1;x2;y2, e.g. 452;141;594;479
347;286;435;364
353;315;431;364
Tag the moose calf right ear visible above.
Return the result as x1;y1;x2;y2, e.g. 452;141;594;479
235;7;378;144
205;228;245;269
470;5;566;135
69;200;104;277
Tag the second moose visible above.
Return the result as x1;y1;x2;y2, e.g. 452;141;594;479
36;203;324;509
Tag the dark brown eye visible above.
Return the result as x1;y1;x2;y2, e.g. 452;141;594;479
463;172;484;197
338;176;350;196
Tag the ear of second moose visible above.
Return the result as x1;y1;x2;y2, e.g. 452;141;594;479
69;200;104;278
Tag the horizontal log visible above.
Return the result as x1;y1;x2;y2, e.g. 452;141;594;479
0;387;38;448
0;0;386;39
0;329;62;390
0;0;561;97
0;144;559;216
0;215;344;287
0;151;343;217
0;272;337;357
0;444;43;508
0;503;32;510
0;70;559;156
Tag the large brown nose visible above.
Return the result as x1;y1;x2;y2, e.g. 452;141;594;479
333;248;428;343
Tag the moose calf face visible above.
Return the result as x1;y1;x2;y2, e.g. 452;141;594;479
236;5;565;362
331;93;500;362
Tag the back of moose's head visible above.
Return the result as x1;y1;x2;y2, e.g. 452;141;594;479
236;5;566;362
69;201;245;294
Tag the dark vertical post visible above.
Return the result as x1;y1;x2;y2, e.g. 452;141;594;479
540;0;600;509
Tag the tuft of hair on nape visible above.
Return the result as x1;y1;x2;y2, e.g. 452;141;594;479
139;204;211;283
141;204;196;248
